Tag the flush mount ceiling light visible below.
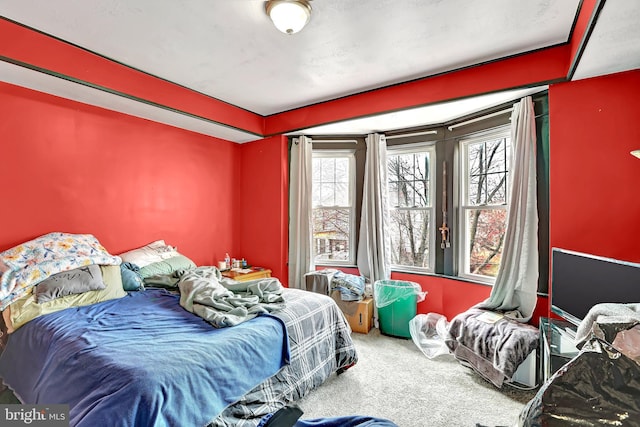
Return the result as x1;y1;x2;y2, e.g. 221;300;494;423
265;0;312;35
631;149;640;159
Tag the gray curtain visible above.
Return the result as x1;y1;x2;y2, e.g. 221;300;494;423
477;96;539;322
357;133;391;284
288;136;314;289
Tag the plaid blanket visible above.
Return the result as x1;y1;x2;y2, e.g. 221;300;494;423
210;288;358;426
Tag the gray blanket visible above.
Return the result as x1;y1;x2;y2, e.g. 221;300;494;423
446;308;539;388
178;267;285;327
575;302;640;348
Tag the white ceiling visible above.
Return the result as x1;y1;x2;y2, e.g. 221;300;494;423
1;0;639;142
571;0;640;81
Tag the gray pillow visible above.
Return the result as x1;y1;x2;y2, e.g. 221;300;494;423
35;265;106;303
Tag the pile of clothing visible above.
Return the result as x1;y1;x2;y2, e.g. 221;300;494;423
304;269;368;301
330;271;366;302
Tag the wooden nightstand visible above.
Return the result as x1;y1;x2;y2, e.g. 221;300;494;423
221;268;272;282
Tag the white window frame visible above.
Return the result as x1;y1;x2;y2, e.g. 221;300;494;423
312;149;357;266
457;126;511;284
386;142;437;273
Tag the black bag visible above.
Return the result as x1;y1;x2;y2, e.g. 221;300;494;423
518;334;640;426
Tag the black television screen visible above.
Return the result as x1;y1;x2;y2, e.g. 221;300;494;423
551;248;640;327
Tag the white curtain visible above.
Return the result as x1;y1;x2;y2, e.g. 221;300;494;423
288;135;314;289
477;96;539;322
357;133;391;284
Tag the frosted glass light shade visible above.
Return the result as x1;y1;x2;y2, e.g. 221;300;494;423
266;1;311;35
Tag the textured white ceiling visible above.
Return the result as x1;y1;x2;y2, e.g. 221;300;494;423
0;0;638;142
572;0;640;80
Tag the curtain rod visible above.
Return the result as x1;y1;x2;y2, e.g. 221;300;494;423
447;107;513;131
386;129;438;140
312;139;358;144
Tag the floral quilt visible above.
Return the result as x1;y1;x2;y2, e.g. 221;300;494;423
0;232;121;310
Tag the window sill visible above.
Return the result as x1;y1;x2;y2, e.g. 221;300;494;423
390;269;495;288
315;263;358;269
315;265;496;288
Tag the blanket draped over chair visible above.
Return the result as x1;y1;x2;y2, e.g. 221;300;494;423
445;308;539;388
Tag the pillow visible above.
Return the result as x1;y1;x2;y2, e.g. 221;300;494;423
118;240;179;268
138;255;197;280
120;263;144;291
34;264;106;303
9;265;126;331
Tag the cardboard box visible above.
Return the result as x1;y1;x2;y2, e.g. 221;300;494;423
331;291;374;334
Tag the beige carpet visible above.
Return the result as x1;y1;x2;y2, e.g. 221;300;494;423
296;328;535;427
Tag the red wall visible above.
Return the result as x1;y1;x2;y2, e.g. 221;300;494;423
549;70;640;262
0;81;291;284
237;136;289;284
0;81;240;265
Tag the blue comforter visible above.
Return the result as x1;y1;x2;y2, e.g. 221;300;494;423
0;289;289;427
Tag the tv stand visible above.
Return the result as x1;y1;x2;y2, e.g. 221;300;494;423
539;317;580;383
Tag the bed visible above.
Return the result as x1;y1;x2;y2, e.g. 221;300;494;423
0;233;358;427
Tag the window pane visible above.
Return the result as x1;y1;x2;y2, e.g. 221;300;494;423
312;208;351;262
312;151;354;265
389;209;430;268
388;152;431;208
312;158;322;180
335;157;349;178
313;156;351;208
467;142;484;175
468;174;484;205
466;208;507;278
396;182;411;207
320;183;335;206
486;138;507;173
413;180;429;207
387;147;433;271
389;154;412;182
335;182;349;206
320;158;335;182
466;136;509;207
389;181;400;207
486;172;507;204
413;152;429;180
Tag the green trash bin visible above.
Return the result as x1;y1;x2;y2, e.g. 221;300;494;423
374;280;423;339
